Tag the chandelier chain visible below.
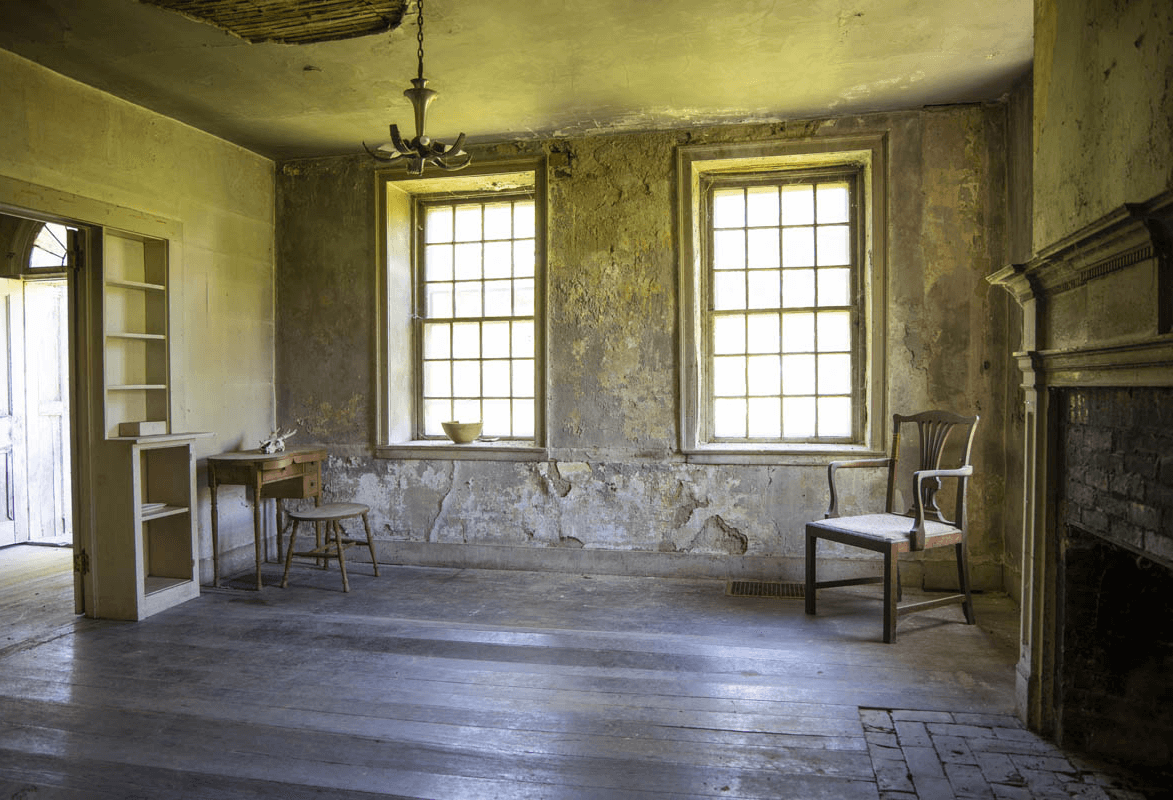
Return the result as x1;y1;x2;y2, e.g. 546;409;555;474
415;0;425;80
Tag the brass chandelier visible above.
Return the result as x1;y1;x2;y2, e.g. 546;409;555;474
364;0;470;174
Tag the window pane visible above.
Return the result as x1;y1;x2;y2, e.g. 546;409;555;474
713;355;746;396
484;280;512;315
483;202;512;239
483;241;512;279
746;228;779;269
746;312;779;354
482;360;511;397
713;314;745;355
817;225;850;266
423;361;451;397
454;281;482;317
818;353;852;394
781;227;814;266
713;271;746;311
783;397;816;437
512;359;535;397
512;321;534;357
425;244;453;281
454;399;481;423
746;186;779;227
513;239;535;277
452;361;480;397
513;399;535;437
781;185;814;225
817;268;851;307
713;230;745;270
781;312;814;352
482;320;510;358
817;397;852;437
454;242;482;280
426;284;453;318
714;398;747;438
746;269;780;310
451;322;480;358
782;268;815;308
748;397;781;437
713;189;745;228
747;354;781;395
454;204;482;241
514;278;534;316
483;399;510;436
782;354;816;395
424;399;451;435
817;311;851;351
423;323;450;359
425;206;452;243
513;201;535;237
817;183;850;224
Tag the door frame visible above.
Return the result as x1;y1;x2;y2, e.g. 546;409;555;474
1;174;185;618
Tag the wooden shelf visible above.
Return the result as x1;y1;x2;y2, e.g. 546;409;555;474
143;576;191;596
141;504;188;521
107;331;166;341
108;384;167;391
106;278;165;292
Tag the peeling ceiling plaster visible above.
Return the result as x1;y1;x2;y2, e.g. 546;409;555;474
0;0;1033;160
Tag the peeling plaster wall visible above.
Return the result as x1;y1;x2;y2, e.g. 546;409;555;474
1032;0;1173;250
277;105;1018;590
0;49;276;582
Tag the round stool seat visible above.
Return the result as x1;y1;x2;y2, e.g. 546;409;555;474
286;502;369;521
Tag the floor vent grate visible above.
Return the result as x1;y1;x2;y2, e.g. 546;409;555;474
726;580;805;598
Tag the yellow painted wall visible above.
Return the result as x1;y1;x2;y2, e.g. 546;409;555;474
0;49;276;581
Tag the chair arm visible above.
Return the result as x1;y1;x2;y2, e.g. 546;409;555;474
824;458;892;518
908;466;974;550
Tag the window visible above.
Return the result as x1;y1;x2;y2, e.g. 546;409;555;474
678;136;887;461
707;172;860;441
376;159;547;458
417;195;536;439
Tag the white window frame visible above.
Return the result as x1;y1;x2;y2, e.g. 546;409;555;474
677;135;888;464
375;158;548;460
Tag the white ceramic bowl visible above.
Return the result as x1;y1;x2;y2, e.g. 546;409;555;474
441;420;483;443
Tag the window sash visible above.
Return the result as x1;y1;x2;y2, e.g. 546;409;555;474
414;193;537;440
701;169;864;443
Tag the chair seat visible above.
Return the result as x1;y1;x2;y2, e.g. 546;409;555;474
286;502;370;522
808;513;960;544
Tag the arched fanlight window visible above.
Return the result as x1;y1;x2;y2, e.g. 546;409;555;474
29;222;70;270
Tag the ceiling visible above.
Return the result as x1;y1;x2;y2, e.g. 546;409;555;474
0;0;1033;161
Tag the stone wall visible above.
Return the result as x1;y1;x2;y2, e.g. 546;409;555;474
276;105;1018;588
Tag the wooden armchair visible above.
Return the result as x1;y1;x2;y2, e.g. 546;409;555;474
804;411;979;643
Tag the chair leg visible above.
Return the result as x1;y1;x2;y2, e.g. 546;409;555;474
956;541;976;624
896;563;903;602
883;547;897;643
805;530;817;616
361;512;380;577
333;521;350;593
280;519;301;588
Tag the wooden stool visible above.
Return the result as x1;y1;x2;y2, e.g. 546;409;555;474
280;502;379;592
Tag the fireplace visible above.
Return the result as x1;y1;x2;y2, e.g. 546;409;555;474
1056;387;1173;769
991;189;1173;776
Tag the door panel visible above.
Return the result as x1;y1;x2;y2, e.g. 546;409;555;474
24;280;71;543
0;278;28;546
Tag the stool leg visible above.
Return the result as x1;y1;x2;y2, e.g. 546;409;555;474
281;519;301;588
362;512;379;577
333;520;350;592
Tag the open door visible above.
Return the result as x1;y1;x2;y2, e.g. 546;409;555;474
0;278;29;547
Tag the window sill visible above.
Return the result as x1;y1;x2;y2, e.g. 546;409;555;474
376;440;547;461
682;442;884;466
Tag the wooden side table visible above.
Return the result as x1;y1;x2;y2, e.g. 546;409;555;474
207;447;327;589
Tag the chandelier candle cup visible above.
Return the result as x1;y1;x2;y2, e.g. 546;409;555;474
441;420;482;443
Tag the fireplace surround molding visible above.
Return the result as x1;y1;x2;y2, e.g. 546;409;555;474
988;188;1173;736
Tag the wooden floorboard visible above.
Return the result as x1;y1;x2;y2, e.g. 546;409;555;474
0;545;1044;799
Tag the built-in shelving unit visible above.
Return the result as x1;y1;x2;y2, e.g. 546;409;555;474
103;232;169;438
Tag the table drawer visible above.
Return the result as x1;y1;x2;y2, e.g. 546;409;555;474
260;474;319;499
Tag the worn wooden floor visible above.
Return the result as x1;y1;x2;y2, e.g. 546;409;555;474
0;545;1149;799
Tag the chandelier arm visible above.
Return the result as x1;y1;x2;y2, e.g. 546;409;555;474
362;141;404;162
430;152;472;171
440;132;466;156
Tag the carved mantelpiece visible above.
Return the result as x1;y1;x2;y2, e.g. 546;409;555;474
988;189;1173;736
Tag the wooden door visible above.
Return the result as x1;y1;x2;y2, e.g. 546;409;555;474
0;279;29;546
23;280;71;543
